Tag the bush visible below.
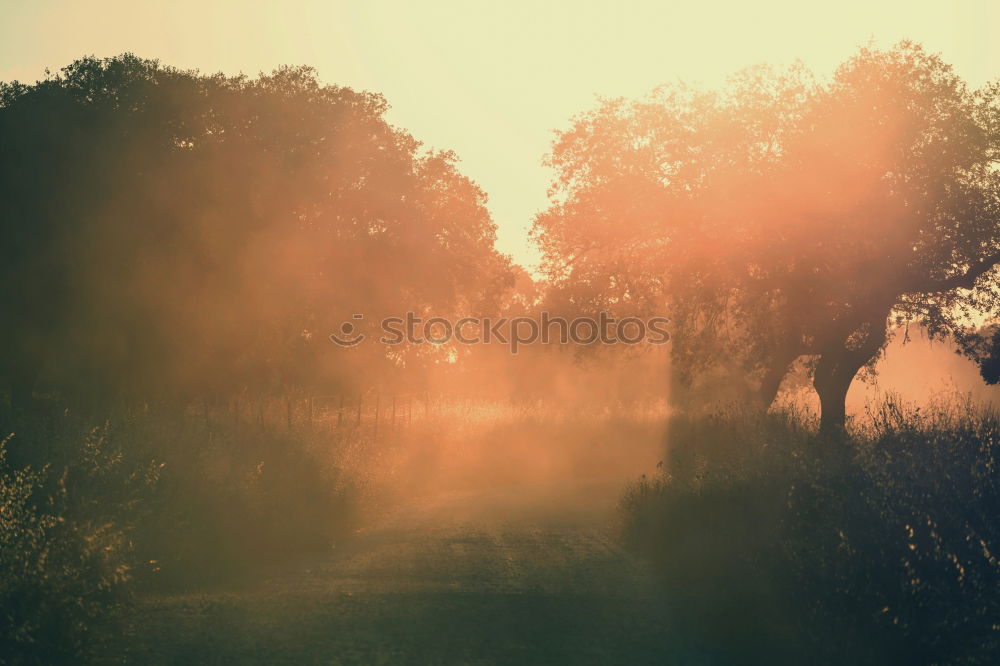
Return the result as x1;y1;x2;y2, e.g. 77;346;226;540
0;428;153;664
124;412;363;588
619;401;1000;665
0;402;364;661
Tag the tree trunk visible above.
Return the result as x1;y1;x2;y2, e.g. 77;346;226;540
757;351;799;410
813;354;855;435
813;315;889;435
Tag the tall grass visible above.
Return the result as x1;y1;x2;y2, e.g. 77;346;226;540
115;410;365;588
619;399;1000;665
0;403;366;663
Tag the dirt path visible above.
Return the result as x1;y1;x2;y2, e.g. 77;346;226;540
103;480;701;665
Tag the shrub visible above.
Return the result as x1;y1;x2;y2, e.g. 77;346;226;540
120;411;363;588
0;428;153;664
0;402;363;660
619;402;1000;665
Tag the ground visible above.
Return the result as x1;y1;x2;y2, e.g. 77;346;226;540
98;477;709;665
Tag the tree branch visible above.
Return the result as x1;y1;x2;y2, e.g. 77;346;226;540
907;251;1000;295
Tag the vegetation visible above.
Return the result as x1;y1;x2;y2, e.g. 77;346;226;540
0;55;511;660
1;41;1000;664
620;401;1000;665
0;405;370;663
534;42;1000;432
0;54;512;412
0;428;148;663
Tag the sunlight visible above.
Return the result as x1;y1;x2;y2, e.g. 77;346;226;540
3;4;1000;663
2;1;997;267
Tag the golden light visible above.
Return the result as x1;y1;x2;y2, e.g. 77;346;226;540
2;1;996;268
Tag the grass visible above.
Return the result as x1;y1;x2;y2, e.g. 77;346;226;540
16;392;996;664
619;398;1000;665
0;401;368;663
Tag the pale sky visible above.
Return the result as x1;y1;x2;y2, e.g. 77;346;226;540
2;1;998;268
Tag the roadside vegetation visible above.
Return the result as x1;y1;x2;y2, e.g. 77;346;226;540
620;398;1000;665
0;405;368;664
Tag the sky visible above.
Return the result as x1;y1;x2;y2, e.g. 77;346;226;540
1;1;997;269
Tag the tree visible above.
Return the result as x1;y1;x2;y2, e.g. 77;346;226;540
533;42;1000;433
0;55;512;412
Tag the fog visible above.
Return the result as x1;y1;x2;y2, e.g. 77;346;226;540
3;43;1000;663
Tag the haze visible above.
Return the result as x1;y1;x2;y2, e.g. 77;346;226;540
5;5;1000;662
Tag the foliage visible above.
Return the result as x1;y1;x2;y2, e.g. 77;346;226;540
121;409;363;587
0;429;153;664
0;402;366;661
620;402;1000;665
534;42;1000;429
0;54;513;410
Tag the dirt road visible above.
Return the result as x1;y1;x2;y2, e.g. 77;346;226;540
104;480;700;665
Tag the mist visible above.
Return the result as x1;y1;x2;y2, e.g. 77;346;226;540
2;40;1000;665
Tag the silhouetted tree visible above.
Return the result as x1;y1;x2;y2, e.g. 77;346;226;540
0;55;512;413
533;43;1000;432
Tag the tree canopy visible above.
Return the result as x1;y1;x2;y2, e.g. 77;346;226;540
0;54;512;410
533;42;1000;431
